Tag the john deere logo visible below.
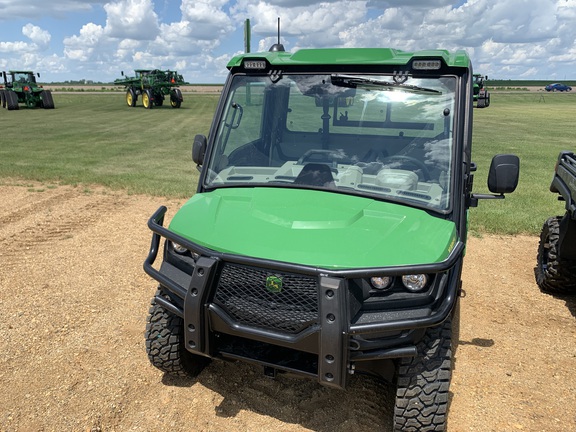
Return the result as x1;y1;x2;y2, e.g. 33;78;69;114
266;275;283;293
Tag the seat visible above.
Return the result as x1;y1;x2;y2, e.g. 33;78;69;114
294;163;335;187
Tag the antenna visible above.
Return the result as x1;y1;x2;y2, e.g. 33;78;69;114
269;17;285;52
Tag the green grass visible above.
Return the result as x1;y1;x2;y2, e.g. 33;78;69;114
0;93;219;197
469;92;576;235
1;91;575;235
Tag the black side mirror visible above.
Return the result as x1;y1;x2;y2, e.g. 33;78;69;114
192;134;207;166
488;154;520;194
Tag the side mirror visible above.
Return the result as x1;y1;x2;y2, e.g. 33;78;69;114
488;154;520;194
192;134;207;166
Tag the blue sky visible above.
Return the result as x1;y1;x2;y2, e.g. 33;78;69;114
1;0;575;83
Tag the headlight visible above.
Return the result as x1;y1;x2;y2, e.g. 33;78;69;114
170;241;201;260
171;242;188;254
401;274;428;292
370;276;393;290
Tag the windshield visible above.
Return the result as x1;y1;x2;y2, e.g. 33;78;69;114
204;73;456;211
12;72;35;83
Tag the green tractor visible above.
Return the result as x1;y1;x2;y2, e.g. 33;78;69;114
473;73;490;108
0;71;55;110
114;69;187;109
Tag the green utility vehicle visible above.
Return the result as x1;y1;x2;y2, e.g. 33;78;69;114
535;151;576;294
143;45;519;431
0;70;55;110
114;69;186;109
473;74;490;108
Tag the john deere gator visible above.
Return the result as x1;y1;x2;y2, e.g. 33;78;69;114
142;44;520;431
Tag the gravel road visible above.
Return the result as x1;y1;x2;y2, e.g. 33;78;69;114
1;180;574;431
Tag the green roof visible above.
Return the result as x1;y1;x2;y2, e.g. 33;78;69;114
227;47;470;69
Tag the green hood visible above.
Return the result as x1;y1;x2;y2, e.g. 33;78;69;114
168;188;457;269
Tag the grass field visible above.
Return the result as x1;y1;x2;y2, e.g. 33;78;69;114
0;93;218;197
1;91;575;235
469;92;576;235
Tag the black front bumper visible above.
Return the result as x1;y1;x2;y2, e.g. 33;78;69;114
144;206;464;389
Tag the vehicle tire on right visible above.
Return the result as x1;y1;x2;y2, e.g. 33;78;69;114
535;216;576;294
41;90;55;109
170;88;183;108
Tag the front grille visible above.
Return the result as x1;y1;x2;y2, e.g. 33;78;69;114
214;263;319;334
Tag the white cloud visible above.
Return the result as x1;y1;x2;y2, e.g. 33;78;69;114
0;0;98;18
104;0;160;40
63;23;105;61
1;0;576;82
0;40;31;54
22;24;51;48
0;23;51;55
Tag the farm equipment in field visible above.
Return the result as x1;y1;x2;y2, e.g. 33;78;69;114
535;151;576;294
0;70;55;110
473;74;490;108
114;69;187;109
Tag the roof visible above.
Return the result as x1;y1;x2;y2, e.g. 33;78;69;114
227;47;471;69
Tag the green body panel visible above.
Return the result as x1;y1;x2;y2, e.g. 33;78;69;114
227;48;471;69
169;188;458;269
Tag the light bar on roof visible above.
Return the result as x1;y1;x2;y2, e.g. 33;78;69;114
243;60;267;69
412;60;442;70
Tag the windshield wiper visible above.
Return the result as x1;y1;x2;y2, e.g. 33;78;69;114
331;74;441;95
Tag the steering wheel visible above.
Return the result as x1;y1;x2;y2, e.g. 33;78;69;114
297;149;342;165
380;155;432;181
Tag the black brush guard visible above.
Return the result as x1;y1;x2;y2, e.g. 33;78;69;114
144;206;464;389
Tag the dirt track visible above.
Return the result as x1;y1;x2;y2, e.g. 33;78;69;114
1;180;575;431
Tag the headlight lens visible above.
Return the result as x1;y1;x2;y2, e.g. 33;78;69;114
401;274;428;292
370;276;393;290
172;242;188;254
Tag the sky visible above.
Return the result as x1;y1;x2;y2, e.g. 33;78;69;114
0;0;575;84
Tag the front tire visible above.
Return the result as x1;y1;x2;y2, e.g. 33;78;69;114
126;88;137;107
142;89;153;109
145;289;210;377
535;216;576;294
394;315;454;432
